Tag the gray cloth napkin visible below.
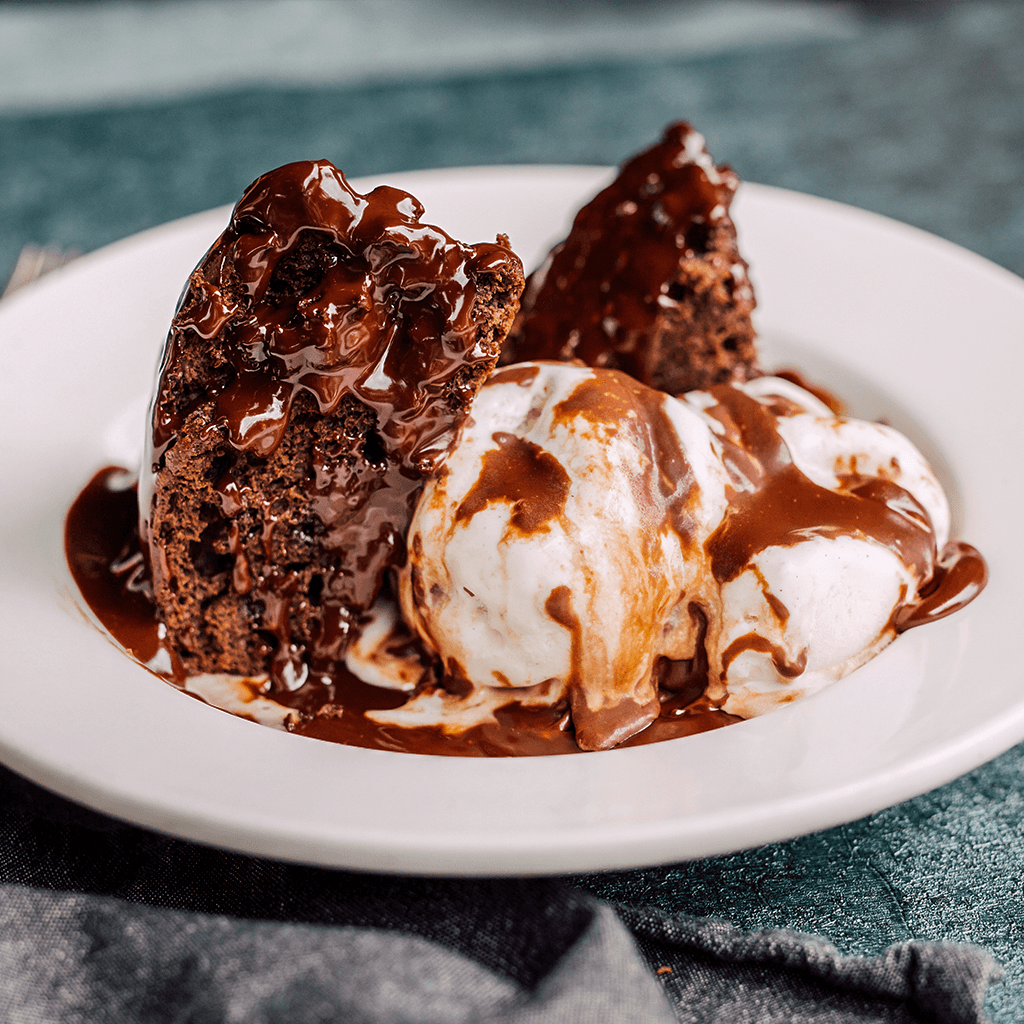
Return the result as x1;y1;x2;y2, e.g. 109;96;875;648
0;880;998;1024
0;765;1000;1024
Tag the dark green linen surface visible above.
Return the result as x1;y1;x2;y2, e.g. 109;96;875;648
2;2;1022;1020
3;2;1022;282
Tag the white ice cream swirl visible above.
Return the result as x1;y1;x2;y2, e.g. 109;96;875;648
369;363;954;750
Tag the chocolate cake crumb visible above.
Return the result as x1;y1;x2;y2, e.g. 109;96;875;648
501;122;758;394
142;161;524;689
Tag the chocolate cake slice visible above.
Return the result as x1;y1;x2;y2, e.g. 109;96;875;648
501;122;758;394
141;160;524;689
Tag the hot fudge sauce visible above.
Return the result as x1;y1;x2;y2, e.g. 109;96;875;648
64;128;988;757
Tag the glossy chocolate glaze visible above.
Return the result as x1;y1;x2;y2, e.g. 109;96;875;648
456;433;571;535
504;122;756;391
705;385;938;584
65;468;166;670
151;161;518;470
700;383;987;671
65;142;989;757
895;542;988;631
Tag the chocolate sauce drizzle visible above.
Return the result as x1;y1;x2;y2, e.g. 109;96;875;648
152;161;518;469
66;159;987;757
503;121;755;391
705;386;938;584
701;384;986;672
456;433;571;535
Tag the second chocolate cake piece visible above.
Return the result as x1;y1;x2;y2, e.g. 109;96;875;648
141;161;524;690
502;122;758;393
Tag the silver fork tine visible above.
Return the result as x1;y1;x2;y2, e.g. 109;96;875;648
3;244;79;297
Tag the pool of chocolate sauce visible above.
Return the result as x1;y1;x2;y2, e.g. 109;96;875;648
66;468;742;756
67;352;989;760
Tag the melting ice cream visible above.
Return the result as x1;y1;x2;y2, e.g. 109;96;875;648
344;363;980;751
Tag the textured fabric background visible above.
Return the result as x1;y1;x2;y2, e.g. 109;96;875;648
2;2;1021;282
0;764;1002;1022
1;1;1022;1020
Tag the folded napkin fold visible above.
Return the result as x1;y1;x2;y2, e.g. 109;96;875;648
0;880;998;1024
0;766;999;1024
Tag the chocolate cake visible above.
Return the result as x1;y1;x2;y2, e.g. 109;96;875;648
501;122;758;394
141;160;524;689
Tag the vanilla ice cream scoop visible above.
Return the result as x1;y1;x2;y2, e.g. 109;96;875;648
398;362;730;749
393;363;976;750
687;376;950;717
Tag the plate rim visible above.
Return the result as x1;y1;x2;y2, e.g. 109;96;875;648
1;165;1022;875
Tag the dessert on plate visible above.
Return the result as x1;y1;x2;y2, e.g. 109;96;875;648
66;124;987;756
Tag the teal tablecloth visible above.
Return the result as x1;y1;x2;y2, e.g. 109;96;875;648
2;2;1022;1020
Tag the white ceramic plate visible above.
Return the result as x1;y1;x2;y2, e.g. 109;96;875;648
1;167;1022;876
